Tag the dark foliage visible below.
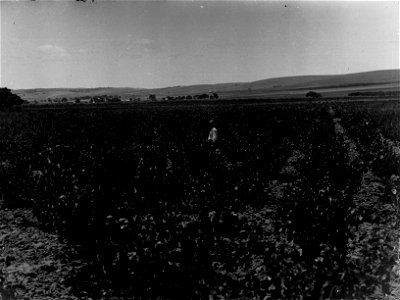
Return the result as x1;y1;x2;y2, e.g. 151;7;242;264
0;101;398;299
0;88;25;111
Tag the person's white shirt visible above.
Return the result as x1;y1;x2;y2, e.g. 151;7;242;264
208;127;218;142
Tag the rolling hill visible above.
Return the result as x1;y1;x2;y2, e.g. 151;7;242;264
13;69;400;102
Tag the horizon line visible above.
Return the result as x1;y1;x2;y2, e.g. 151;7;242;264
10;68;400;91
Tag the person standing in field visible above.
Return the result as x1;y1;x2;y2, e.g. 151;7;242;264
208;119;218;143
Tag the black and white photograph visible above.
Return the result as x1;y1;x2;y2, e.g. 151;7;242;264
1;0;399;299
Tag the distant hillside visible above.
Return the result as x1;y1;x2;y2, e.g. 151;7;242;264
152;69;399;95
13;87;148;102
13;69;399;102
248;69;399;90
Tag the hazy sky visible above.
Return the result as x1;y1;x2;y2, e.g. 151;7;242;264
1;0;399;89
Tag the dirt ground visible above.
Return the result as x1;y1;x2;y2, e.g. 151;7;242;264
0;204;82;300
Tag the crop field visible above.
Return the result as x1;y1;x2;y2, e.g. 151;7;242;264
0;99;399;300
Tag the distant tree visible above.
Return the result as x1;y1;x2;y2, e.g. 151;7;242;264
213;93;219;99
108;96;121;103
148;94;157;101
0;87;25;110
305;91;322;99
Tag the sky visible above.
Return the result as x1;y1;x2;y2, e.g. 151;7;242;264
1;0;399;89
